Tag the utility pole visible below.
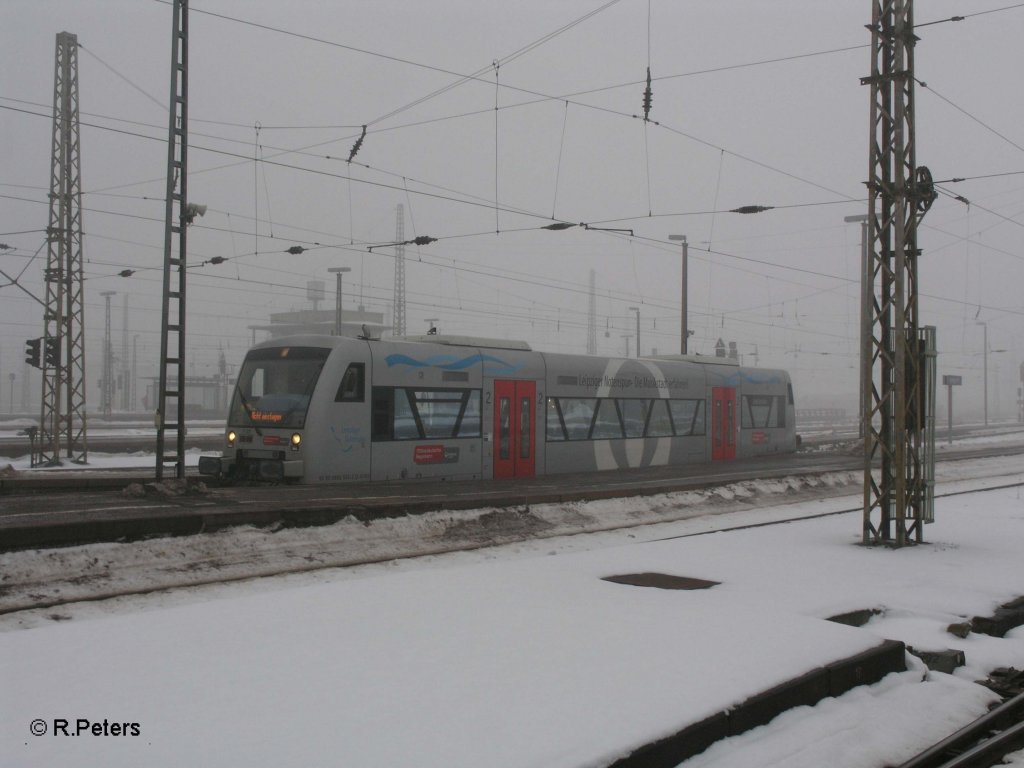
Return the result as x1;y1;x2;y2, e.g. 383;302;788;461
39;31;88;466
328;267;351;336
844;214;869;438
132;335;139;412
668;234;689;354
861;0;937;547
101;290;115;417
121;295;130;410
629;307;640;358
392;204;407;336
976;321;988;426
156;0;191;479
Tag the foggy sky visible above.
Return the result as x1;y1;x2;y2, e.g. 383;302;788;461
2;0;1023;418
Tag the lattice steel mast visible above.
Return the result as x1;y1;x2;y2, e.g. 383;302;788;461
392;204;407;336
156;0;190;479
39;31;88;466
861;0;937;546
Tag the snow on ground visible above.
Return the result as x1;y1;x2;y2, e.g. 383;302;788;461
0;447;203;471
2;455;1024;767
2;455;1021;615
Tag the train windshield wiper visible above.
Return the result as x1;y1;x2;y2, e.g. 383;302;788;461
234;385;262;436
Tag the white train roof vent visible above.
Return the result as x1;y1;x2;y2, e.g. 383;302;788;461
397;335;532;351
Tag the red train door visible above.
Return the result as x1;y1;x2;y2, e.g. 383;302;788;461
493;380;536;478
711;386;737;461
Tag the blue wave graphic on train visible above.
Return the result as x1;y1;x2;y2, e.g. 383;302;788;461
384;353;522;375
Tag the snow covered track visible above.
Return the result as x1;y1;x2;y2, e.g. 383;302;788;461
894;691;1024;768
0;468;867;616
1;455;1021;618
610;640;908;768
0;451;860;553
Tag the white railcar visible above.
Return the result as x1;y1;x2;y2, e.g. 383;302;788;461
198;334;797;484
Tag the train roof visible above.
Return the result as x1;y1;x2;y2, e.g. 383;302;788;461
394;334;533;351
645;353;739;367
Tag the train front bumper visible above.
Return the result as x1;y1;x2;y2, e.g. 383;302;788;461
197;455;303;482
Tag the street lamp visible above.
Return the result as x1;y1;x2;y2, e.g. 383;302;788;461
976;321;988;426
628;307;640;358
328;267;351;336
668;234;689;354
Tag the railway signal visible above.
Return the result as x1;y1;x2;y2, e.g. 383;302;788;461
24;338;42;369
44;337;61;368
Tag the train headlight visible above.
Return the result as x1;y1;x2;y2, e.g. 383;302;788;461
290;433;302;450
227;430;237;445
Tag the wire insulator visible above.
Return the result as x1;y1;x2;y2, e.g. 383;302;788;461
642;66;653;121
348;125;367;163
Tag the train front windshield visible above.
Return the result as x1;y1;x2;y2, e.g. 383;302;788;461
228;346;330;429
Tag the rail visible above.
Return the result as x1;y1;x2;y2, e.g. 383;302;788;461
894;691;1024;768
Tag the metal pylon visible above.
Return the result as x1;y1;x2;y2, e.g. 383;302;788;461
156;0;189;480
39;31;88;467
861;0;937;546
392;204;407;336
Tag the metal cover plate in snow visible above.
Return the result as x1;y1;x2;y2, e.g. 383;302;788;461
601;573;720;590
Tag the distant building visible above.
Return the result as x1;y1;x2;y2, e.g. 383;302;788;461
248;308;390;341
142;376;229;419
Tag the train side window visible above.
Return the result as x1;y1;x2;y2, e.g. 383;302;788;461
546;398;567;441
742;395;774;429
669;399;704;436
590;399;623;439
787;383;794;405
456;391;482;437
714;400;722;449
371;387;393;440
619;399;648;438
408;390;465;438
335;363;365;402
559;398;595;440
498;397;511;459
693;400;706;435
395;389;421;439
775;395;787;427
373;386;481;440
727;399;735;446
519;396;531;459
646;400;673;437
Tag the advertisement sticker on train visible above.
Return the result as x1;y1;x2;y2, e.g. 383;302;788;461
414;445;461;464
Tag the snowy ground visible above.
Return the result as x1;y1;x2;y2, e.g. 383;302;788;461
2;452;1024;767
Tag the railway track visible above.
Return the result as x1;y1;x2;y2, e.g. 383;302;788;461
2;467;1022;617
894;691;1024;768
